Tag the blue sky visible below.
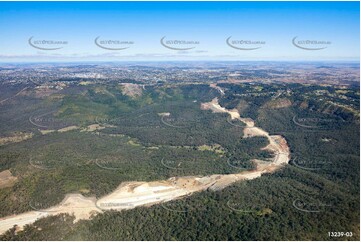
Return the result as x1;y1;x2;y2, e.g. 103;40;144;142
0;1;359;62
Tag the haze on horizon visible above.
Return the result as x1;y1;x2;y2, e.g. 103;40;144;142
0;1;359;62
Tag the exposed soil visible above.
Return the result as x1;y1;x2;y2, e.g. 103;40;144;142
0;170;17;189
0;132;34;146
0;98;290;234
121;83;143;98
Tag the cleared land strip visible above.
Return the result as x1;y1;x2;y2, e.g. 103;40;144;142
0;87;29;105
0;98;290;234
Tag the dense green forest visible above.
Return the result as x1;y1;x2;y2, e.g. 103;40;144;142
0;82;359;240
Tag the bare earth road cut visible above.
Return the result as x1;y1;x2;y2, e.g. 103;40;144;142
0;170;17;189
0;194;100;234
0;98;290;234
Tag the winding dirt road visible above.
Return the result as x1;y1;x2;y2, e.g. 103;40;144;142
0;98;290;234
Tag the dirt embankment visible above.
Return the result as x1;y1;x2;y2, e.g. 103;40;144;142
0;194;100;234
0;132;33;146
0;170;17;189
120;83;143;98
0;98;290;234
201;98;240;119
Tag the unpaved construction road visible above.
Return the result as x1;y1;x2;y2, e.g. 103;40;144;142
0;98;290;234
